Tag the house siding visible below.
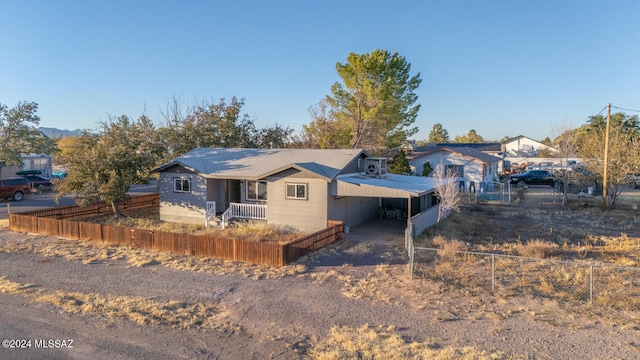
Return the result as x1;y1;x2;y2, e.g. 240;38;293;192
206;179;225;214
505;137;557;157
411;204;440;236
337;153;368;175
410;153;496;191
158;166;207;225
327;195;379;229
266;176;328;233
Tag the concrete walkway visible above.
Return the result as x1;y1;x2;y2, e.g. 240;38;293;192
344;218;407;244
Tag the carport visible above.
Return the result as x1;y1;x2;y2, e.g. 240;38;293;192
332;173;441;238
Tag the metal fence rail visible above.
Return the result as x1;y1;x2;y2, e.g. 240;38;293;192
412;247;640;310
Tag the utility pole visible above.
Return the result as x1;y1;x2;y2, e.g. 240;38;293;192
602;103;611;212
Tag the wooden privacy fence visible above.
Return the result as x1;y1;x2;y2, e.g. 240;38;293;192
8;195;344;266
13;193;160;219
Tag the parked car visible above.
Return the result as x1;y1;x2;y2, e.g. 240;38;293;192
24;175;53;190
628;174;640;189
510;170;556;187
16;170;44;176
52;169;67;179
0;178;31;201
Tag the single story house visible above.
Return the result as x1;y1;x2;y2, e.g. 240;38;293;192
408;147;501;192
503;135;557;157
153;148;441;234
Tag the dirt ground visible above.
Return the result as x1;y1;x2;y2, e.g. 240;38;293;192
0;187;639;359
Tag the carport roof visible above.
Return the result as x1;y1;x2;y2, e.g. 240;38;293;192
335;173;439;198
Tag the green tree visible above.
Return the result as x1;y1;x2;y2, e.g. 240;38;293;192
388;149;412;174
256;123;295;148
300;99;351;149
576;112;640;206
56;115;158;218
453;129;485;143
427;123;450;143
162;97;258;157
0;101;58;168
422;160;433;176
325;49;421;149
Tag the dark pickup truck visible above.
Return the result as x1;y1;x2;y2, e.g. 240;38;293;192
510;170;556;187
0;178;32;201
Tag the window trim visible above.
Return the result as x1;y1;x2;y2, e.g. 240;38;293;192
285;183;308;200
246;180;268;201
173;177;191;193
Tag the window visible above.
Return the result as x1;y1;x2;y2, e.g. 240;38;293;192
246;180;267;201
173;178;191;193
445;165;464;177
286;183;307;200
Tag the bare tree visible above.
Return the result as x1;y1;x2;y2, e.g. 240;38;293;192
550;122;578;205
433;163;462;222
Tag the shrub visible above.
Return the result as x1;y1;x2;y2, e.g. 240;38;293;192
431;236;468;252
515;239;560;258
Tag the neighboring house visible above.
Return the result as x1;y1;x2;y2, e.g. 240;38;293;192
503;135;557;157
153;148;440;234
408;147;501;192
431;143;503;158
0;154;53;179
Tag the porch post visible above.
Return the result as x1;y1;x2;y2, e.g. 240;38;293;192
407;196;412;227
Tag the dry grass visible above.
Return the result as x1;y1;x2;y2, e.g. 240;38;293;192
417;195;640;267
309;264;393;303
413;247;640;311
0;276;234;330
515;239;561;258
0;236;305;280
431;236;468;252
82;207;300;244
308;324;526;360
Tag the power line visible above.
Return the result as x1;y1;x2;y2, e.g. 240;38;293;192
611;105;640;113
593;105;607;117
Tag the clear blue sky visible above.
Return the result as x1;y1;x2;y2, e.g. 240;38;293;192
1;0;638;142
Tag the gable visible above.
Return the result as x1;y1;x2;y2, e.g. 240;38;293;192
267;167;328;180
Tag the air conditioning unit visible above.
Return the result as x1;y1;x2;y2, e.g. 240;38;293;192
363;158;387;177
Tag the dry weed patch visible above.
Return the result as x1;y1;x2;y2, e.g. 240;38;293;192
0;236;305;280
308;324;526;360
0;276;233;330
515;239;561;258
81;207;300;244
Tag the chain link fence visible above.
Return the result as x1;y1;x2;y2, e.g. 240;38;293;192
412;247;640;310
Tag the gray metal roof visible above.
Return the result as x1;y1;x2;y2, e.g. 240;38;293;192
154;147;367;181
335;173;438;198
411;146;501;164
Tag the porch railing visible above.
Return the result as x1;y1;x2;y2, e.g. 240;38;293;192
220;202;268;229
205;201;216;228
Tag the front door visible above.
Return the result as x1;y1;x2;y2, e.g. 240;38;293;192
225;180;241;208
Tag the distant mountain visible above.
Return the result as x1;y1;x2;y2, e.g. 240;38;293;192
39;127;83;138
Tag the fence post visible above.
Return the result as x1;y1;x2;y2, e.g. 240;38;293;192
491;253;495;292
409;224;415;281
589;265;593;303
